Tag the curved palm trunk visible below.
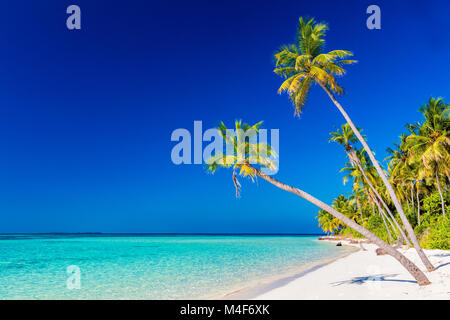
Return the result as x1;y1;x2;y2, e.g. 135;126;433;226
318;81;435;271
355;161;411;246
436;172;446;217
250;166;431;285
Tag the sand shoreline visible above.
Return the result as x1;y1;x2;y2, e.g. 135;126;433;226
217;240;359;300
240;239;450;300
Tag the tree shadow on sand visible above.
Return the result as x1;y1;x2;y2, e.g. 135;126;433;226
430;253;450;258
330;274;417;286
435;262;450;270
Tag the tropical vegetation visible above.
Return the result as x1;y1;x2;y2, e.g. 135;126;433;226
318;97;450;249
322;97;449;252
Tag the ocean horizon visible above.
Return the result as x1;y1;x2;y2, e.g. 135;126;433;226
0;234;353;299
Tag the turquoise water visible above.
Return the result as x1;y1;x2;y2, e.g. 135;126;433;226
0;234;353;299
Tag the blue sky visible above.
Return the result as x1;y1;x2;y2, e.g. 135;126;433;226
0;0;449;233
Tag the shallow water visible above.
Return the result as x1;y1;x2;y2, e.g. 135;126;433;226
0;234;353;299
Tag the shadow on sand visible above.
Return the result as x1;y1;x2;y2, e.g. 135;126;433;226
331;274;417;286
429;252;450;257
435;262;450;270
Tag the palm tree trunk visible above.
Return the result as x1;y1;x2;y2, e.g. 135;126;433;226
436;172;446;217
416;186;421;226
250;166;431;285
406;197;410;212
410;182;415;217
317;81;435;271
357;199;364;227
355;161;411;246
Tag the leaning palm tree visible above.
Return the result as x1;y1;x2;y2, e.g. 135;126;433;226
274;17;434;271
206;120;431;285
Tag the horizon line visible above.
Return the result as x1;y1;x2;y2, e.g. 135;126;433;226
0;232;325;236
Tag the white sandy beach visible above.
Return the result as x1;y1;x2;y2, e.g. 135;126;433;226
251;241;450;300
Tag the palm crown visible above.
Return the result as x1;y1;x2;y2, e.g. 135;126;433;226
274;17;356;115
405;97;450;180
329;123;367;172
205;120;277;196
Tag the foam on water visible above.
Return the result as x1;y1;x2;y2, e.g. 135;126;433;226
0;234;353;299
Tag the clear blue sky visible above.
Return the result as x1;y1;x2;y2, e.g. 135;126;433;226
0;0;449;233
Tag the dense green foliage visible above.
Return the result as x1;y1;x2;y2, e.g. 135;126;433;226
419;213;450;249
423;191;450;217
366;215;392;243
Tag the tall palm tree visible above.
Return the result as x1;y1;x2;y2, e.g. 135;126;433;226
274;17;434;271
406;97;449;217
206;120;431;285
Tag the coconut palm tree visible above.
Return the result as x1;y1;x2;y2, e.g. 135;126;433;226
274;17;434;271
406;97;450;217
206;120;431;285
